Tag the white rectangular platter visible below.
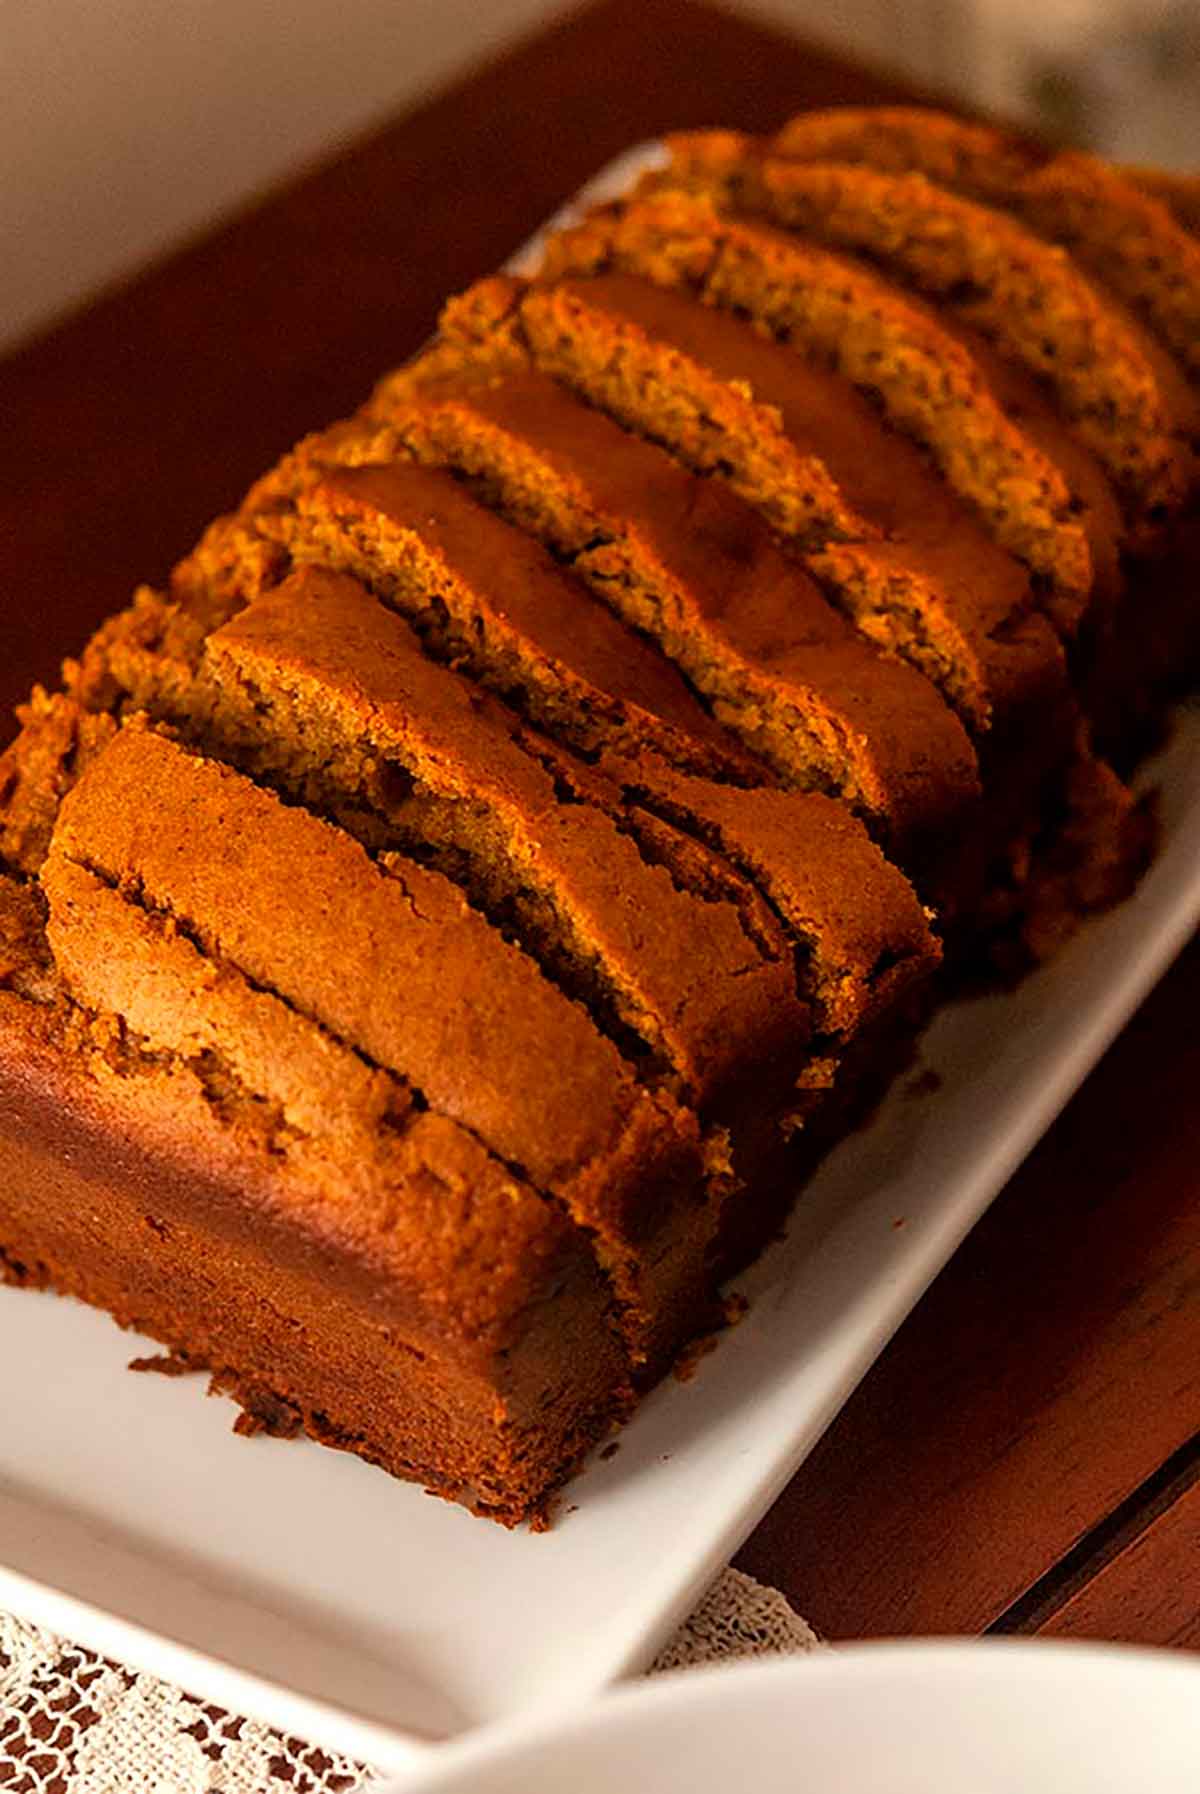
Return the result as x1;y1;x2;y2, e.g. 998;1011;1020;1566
2;142;1198;1776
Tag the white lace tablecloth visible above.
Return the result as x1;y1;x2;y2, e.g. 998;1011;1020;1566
0;1569;819;1791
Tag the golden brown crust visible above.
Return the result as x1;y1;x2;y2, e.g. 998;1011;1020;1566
658;135;1198;519
0;106;1173;1522
0;876;56;1005
535;188;1095;628
45;722;715;1364
934;318;1125;612
0;690;118;875
1122;166;1200;239
774;108;1200;384
203;565;809;1107
775;106;1047;185
447;268;1065;736
368;364;982;855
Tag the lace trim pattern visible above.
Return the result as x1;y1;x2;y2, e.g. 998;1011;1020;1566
0;1569;817;1790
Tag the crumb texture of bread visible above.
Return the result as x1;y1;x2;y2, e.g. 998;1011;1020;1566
656;134;1199;519
0;103;1194;1525
771;109;1200;383
366;366;983;859
534;188;1097;625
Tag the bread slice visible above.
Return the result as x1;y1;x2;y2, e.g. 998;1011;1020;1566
773;108;1200;383
657;133;1198;523
435;268;1067;738
43;723;715;1376
367;365;981;863
535;189;1095;628
0;921;629;1524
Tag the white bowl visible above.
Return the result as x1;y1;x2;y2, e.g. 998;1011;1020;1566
381;1641;1200;1793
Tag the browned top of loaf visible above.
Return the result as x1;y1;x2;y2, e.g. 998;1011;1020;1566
773;107;1200;383
499;271;1116;608
307;459;752;775
369;365;980;848
48;724;692;1211
206;566;806;1104
37;850;581;1355
516;271;1064;733
622;758;939;1037
1;904;581;1349
775;106;1048;186
534;189;1094;629
659;135;1198;516
57;584;229;738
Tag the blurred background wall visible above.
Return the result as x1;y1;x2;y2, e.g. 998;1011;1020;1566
2;0;1197;354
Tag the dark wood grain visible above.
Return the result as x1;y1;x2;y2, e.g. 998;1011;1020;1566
2;0;1197;1651
1037;1475;1200;1647
0;0;926;739
737;932;1200;1640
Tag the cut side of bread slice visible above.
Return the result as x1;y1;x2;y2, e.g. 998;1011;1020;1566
658;134;1198;523
367;365;982;861
436;267;1068;739
197;565;809;1113
534;189;1095;633
174;454;758;784
772;108;1200;385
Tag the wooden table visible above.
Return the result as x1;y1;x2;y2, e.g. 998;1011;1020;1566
3;0;1197;1655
